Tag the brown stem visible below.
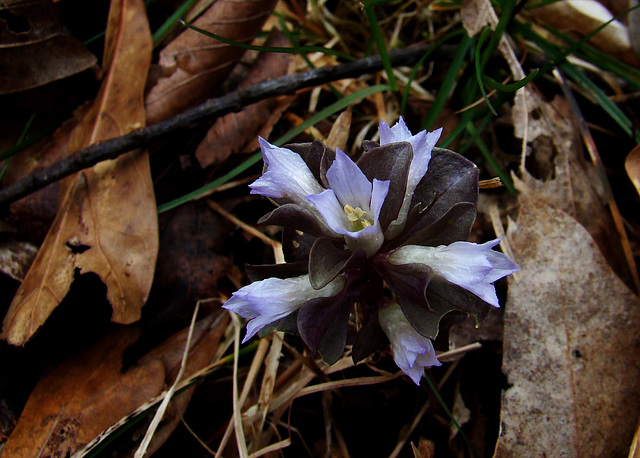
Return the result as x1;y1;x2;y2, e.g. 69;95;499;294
0;43;447;207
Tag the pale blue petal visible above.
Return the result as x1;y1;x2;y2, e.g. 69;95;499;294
379;118;442;237
388;240;519;308
326;148;372;210
370;178;390;221
379;303;441;385
223;275;345;343
250;137;324;205
306;189;350;235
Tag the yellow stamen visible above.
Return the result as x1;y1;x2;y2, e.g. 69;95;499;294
343;204;372;230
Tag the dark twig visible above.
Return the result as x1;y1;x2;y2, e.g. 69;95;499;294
0;43;445;207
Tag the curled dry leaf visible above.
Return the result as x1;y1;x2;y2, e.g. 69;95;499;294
195;30;295;168
1;0;158;346
2;328;165;457
531;0;638;66
625;143;640;197
145;0;279;125
495;195;640;456
513;93;632;288
0;0;96;94
3;311;229;457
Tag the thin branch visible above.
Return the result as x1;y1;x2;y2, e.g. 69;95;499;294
0;43;446;207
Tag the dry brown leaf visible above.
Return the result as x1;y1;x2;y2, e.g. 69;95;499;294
495;194;640;456
325;107;352;152
126;310;230;456
625;143;640;197
1;0;158;346
3;311;229;457
513;94;632;288
3;105;91;243
145;0;279;125
461;0;496;37
2;328;166;457
0;221;37;281
194;30;294;168
531;0;638;66
0;0;96;94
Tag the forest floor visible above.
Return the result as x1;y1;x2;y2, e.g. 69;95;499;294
1;0;640;456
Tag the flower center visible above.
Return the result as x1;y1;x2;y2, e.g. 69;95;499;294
344;204;373;231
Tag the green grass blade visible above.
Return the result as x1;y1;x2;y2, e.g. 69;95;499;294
363;2;397;90
483;68;539;92
0;114;36;182
474;28;497;116
400;31;464;114
179;20;354;61
420;33;473;131
157;84;392;213
423;372;480;458
465;123;516;193
153;0;201;45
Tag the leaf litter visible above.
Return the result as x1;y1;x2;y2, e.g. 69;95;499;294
2;0;640;456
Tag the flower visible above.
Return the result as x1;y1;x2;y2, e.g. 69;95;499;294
223;274;345;343
224;116;519;379
379;303;441;385
388;239;519;308
306;148;390;256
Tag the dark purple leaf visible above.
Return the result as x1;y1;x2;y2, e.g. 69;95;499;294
258;203;327;237
308;237;366;289
357;142;412;231
405;148;478;236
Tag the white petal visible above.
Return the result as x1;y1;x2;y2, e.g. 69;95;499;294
388;240;519;308
379;303;441;385
326;148;373;210
250;138;324;205
223;275;345;343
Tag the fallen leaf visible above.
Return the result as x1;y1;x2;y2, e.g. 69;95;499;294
531;0;638;66
461;0;497;37
194;30;294;168
2;0;158;345
0;221;37;281
3;311;229;457
0;0;96;94
625;143;640;197
513;93;632;288
130;310;230;456
3;106;90;243
2;327;166;457
495;195;640;456
145;0;279;125
325;107;352;152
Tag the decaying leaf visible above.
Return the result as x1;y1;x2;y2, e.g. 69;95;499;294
324;107;352;152
1;0;158;346
3;105;91;243
3;311;229;457
495;195;640;456
513;93;632;287
531;0;638;65
194;30;294;168
145;0;279;125
461;0;497;37
2;328;165;457
0;0;96;94
0;221;37;281
625;143;640;197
